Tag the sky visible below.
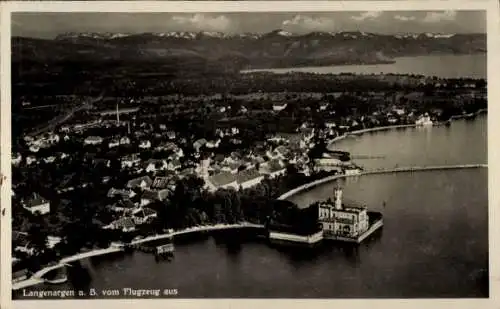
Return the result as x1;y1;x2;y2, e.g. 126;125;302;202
12;11;486;39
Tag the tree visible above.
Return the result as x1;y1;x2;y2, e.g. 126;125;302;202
27;223;48;256
475;79;486;89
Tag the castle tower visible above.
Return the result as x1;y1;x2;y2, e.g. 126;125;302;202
334;187;343;210
116;103;120;125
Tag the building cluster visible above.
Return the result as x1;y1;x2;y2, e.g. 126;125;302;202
15;90;458;254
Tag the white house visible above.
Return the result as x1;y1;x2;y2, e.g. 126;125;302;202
267;145;289;160
107;188;136;199
325;121;336;129
43;156;57;164
23;193;50;215
139;140;152;149
47;236;62;249
121;154;141;168
12;153;22;166
145;160;168;173
167;159;182;171
206;139;221;149
84;136;104;145
13;231;34;255
108;139;120;148
47;134;60;144
393;108;406;116
319;102;330;111
29;145;40;153
26;155;37;166
231;127;240;135
166;131;176;140
174;147;184;158
344;167;362;176
120;136;131;145
193;138;207;152
155;142;178;152
273;103;288;112
415;113;433;126
60;125;71;133
24;136;34;143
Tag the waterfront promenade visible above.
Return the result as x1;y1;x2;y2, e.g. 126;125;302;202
328;109;487;147
130;222;264;246
278;164;487;200
328;124;418;145
13;222;264;290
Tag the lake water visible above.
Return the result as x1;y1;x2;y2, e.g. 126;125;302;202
242;54;486;79
16;115;488;299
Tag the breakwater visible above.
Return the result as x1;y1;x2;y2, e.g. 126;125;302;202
278;164;487;200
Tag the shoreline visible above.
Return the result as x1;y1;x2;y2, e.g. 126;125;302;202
328;124;417;146
328;109;487;148
13;223;265;291
13;115;487;291
240;59;397;73
240;53;486;77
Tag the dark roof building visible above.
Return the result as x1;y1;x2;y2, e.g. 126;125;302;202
141;189;170;202
151;175;177;190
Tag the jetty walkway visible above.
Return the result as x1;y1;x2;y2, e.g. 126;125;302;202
13;222;264;291
278;164;487;200
130;222;264;246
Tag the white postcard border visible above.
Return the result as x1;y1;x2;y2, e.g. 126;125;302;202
1;1;499;309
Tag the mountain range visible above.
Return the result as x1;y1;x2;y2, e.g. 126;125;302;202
12;30;486;70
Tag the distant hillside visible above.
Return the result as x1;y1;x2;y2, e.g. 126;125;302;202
12;30;486;71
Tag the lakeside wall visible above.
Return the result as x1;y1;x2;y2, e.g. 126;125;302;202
278;164;487;201
328;109;487;147
328;124;418;147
